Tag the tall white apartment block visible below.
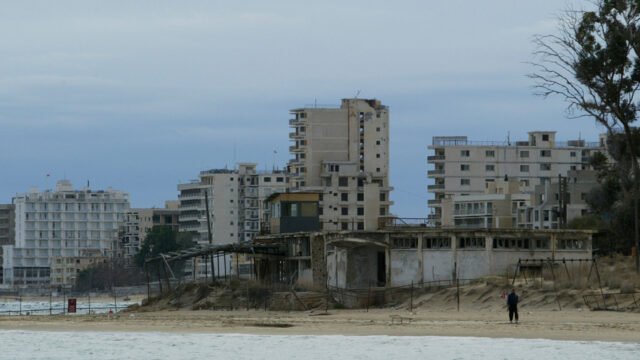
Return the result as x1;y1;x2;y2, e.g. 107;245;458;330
177;164;288;245
427;131;606;226
287;98;393;231
2;180;130;287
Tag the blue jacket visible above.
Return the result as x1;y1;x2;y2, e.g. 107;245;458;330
507;293;519;307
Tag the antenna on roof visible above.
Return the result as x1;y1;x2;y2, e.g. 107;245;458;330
354;90;361;99
507;131;511;146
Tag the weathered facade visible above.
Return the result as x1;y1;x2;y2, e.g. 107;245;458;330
258;228;594;290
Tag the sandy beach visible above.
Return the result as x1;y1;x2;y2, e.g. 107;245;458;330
0;308;638;342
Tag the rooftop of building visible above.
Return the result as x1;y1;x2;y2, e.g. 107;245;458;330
430;136;601;148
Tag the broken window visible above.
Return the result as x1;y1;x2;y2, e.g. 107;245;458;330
458;237;485;249
392;237;418;249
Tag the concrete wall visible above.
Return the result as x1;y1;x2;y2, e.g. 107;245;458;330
346;246;379;288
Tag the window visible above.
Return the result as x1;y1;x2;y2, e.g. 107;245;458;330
492;238;530;250
380;207;386;215
263;177;271;182
357;222;364;230
540;163;551;171
338;177;348;187
581;193;587;200
376;168;380;172
318;207;323;215
458;237;485;249
357;207;364;216
341;193;348;201
424;237;451;249
341;222;349;230
540;150;551;157
520;151;529;158
276;177;284;182
357;193;364;201
542;134;549;141
376;127;380;132
460;150;470;157
570;151;576;157
461;179;470;186
376;153;380;158
570;165;577;170
485;150;495;157
486;165;495;171
376;140;381;145
380;193;386;201
521;179;530;186
460;164;470;171
392;237;418;249
557;239;586;250
520;165;529;172
341;207;348;215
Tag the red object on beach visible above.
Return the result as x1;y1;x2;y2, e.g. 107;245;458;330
68;299;77;313
501;291;506;299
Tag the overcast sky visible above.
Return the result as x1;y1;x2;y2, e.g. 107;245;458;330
0;0;599;217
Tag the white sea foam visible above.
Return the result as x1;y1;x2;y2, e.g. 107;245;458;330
0;331;638;360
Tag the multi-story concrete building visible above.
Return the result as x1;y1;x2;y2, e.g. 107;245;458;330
1;180;130;288
0;204;16;284
427;131;605;226
119;202;179;260
441;179;533;229
517;170;599;229
177;164;288;245
287;98;393;231
50;249;107;287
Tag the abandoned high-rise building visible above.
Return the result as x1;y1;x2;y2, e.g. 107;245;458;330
287;98;393;231
427;131;606;226
177;163;289;245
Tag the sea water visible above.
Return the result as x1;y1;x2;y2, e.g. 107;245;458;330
0;331;637;360
0;301;137;315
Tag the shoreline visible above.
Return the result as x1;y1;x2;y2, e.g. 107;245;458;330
0;308;638;342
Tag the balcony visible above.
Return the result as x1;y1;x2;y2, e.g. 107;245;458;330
289;118;306;126
289;132;304;139
428;199;442;206
428;169;444;176
428;184;445;190
428;155;445;162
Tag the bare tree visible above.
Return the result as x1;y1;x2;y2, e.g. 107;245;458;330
529;0;640;271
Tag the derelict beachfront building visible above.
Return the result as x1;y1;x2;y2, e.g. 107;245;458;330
427;131;606;226
1;180;129;288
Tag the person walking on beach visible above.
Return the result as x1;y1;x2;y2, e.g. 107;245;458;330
506;289;519;324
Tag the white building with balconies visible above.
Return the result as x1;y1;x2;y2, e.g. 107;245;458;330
2;180;130;288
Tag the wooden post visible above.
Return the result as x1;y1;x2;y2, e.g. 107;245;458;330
410;281;413;312
236;253;240;279
366;281;371;312
49;289;52;316
594;259;606;308
224;252;228;281
145;264;151;302
455;262;460;312
548;261;562;311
